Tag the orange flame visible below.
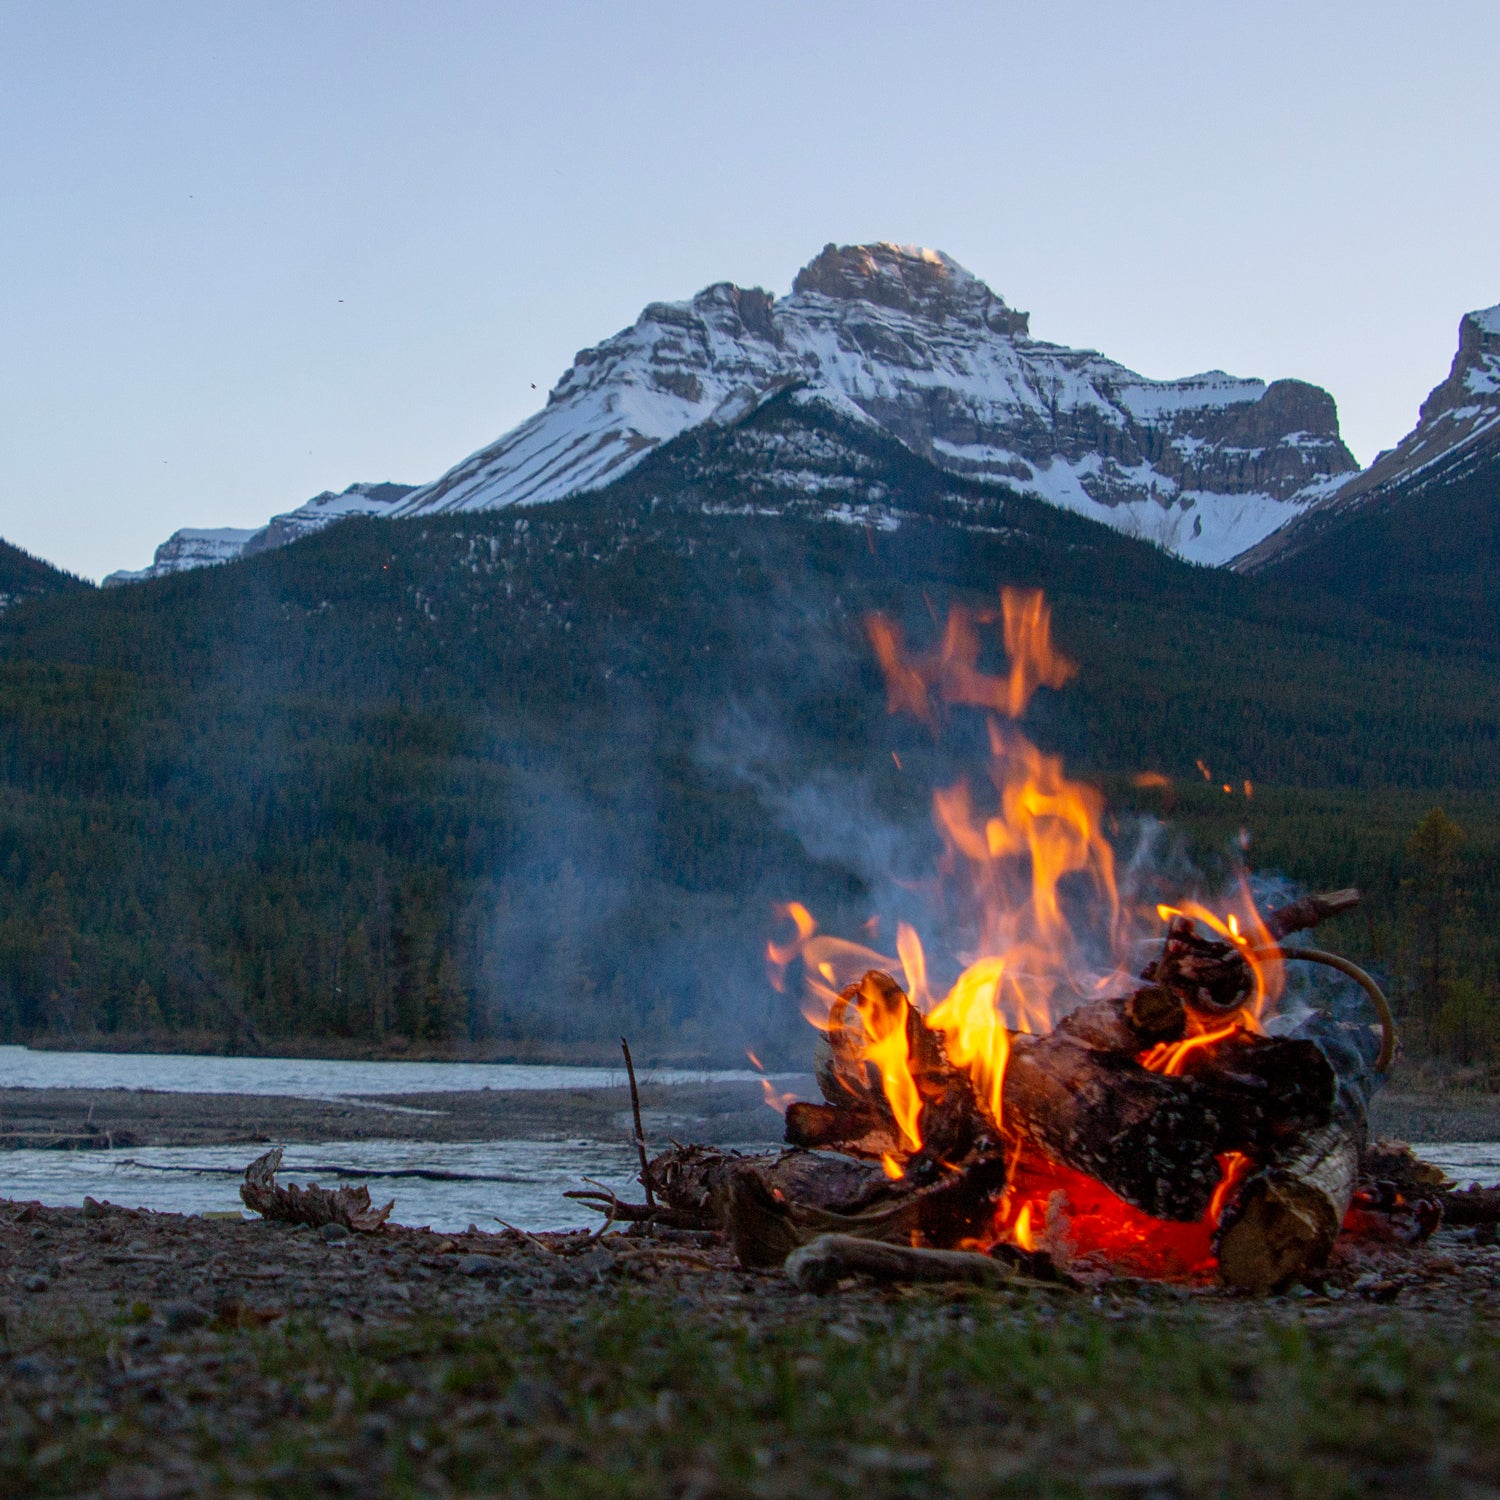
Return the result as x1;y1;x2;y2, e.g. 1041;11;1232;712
771;587;1280;1278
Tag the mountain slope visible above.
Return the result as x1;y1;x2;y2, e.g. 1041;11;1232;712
0;537;90;613
2;393;1498;1053
393;242;1357;566
1238;302;1500;642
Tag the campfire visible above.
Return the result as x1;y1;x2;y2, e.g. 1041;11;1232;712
579;590;1404;1294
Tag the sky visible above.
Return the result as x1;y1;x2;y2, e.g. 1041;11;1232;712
2;2;1497;582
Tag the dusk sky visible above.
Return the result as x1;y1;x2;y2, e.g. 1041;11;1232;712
3;1;1497;581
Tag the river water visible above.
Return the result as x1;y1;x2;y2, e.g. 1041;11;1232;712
1;1046;1495;1232
0;1044;765;1097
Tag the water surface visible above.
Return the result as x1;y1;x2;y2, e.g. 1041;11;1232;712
0;1045;773;1098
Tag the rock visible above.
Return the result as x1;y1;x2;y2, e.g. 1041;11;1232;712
159;1300;210;1331
458;1254;504;1277
320;1222;350;1243
82;1196;109;1219
22;1274;49;1293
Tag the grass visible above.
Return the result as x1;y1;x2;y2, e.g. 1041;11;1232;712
3;1288;1498;1497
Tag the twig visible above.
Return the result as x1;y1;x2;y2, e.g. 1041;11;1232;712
493;1218;558;1255
621;1036;655;1208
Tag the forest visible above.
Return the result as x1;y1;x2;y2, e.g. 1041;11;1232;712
1;398;1497;1067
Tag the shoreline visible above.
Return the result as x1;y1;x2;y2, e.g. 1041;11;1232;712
0;1083;1496;1152
0;1081;787;1151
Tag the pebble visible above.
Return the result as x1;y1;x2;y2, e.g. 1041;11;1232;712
22;1274;49;1293
320;1223;350;1243
458;1254;503;1277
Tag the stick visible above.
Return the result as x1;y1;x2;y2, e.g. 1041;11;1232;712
621;1036;655;1209
784;1233;1018;1294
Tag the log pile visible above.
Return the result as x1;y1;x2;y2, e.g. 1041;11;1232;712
599;891;1402;1294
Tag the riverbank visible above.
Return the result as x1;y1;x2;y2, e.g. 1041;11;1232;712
0;1082;1496;1152
1;1197;1498;1497
0;1081;788;1152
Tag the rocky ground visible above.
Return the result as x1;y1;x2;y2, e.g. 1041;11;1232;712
2;1196;1499;1497
1;1082;1498;1494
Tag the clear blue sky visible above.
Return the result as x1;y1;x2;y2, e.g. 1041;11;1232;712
2;1;1497;581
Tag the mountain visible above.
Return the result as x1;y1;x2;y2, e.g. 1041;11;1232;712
109;244;1357;579
103;482;416;586
1236;302;1500;642
393;243;1356;566
3;389;1500;1055
0;537;90;613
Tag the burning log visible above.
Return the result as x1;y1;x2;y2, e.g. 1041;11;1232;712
1000;1033;1225;1220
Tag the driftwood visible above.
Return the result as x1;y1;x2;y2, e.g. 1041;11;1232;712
239;1147;394;1232
784;1233;1017;1294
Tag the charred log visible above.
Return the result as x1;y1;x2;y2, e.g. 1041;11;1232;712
1052;985;1186;1052
722;1150;1009;1269
785;1100;903;1158
1264;889;1361;941
1142;917;1253;1014
1176;1032;1337;1150
1002;1034;1226;1220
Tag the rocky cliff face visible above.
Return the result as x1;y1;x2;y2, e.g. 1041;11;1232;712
1234;303;1500;570
394;242;1358;566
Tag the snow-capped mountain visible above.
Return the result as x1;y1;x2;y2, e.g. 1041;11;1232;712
104;483;415;586
108;244;1361;581
1234;302;1500;570
390;243;1357;566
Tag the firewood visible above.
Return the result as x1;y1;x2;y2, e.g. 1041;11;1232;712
1215;1105;1363;1292
784;1099;905;1157
1001;1034;1227;1220
806;971;985;1163
721;1151;1009;1268
1263;889;1361;941
784;1232;1019;1293
1435;1185;1500;1227
1053;986;1186;1052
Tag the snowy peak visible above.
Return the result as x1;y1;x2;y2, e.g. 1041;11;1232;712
791;242;1030;336
103;482;415;586
392;242;1357;565
1234;300;1500;570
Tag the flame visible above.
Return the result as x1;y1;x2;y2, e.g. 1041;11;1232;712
1013;1201;1036;1252
1157;897;1283;1022
770;587;1281;1278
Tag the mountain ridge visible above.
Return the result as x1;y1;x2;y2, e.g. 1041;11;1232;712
106;242;1362;579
